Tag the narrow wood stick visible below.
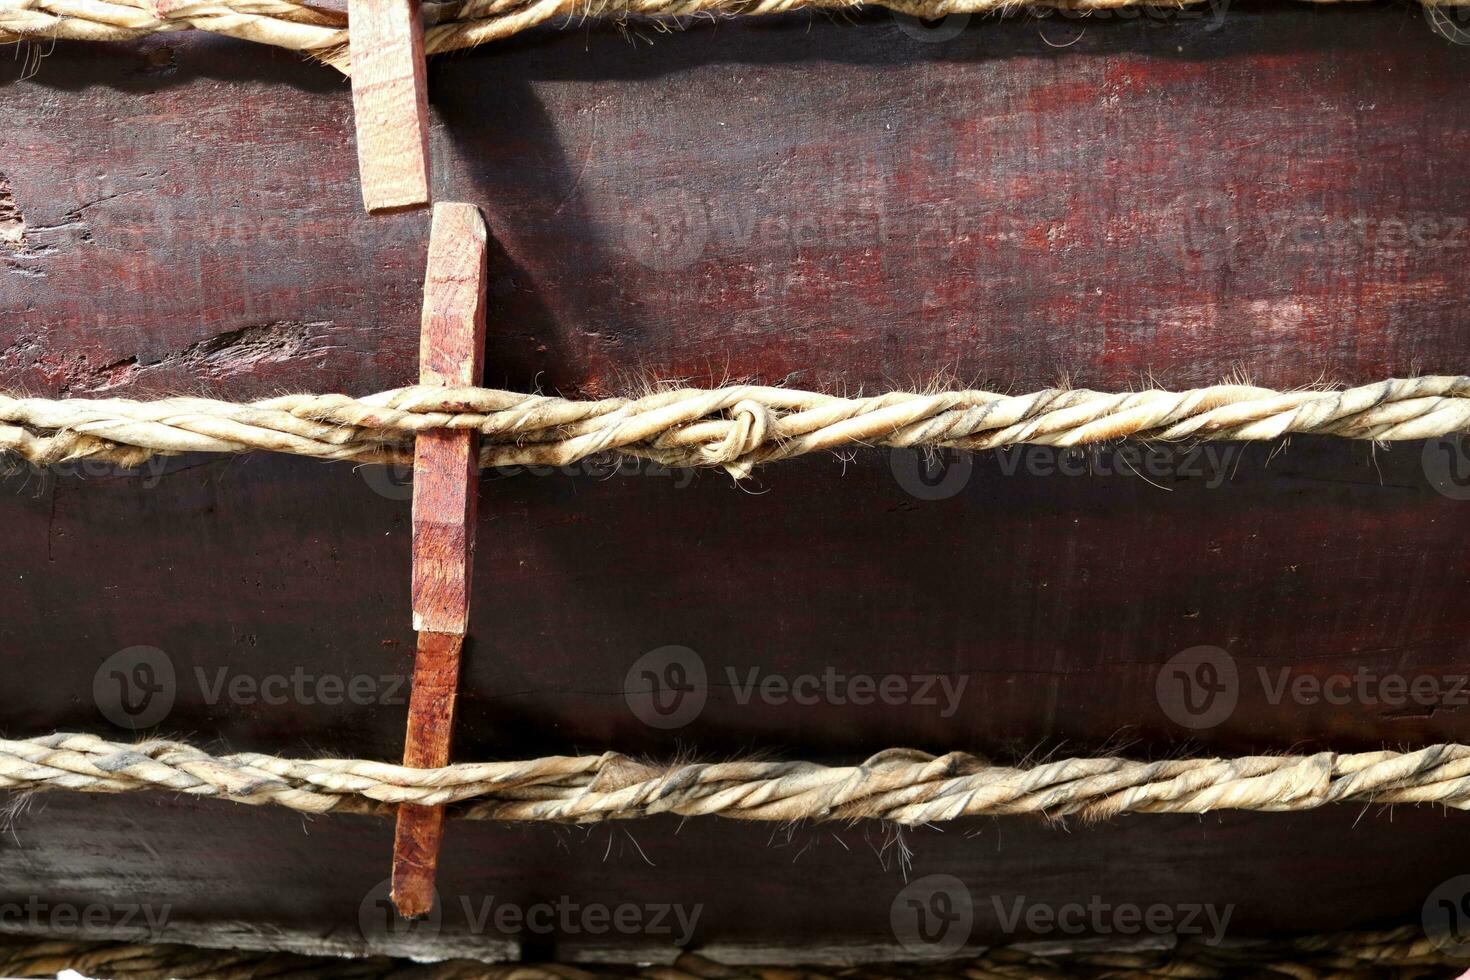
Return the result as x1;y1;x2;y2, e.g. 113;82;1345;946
347;0;431;213
391;203;488;918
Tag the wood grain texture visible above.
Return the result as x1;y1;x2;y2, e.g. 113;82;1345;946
392;631;464;917
1;6;1470;954
396;203;488;916
347;0;430;212
6;8;1470;404
1;791;1467;959
410;202;487;633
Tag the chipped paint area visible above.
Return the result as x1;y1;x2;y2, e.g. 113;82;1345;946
1246;298;1313;333
0;175;25;251
16;321;334;396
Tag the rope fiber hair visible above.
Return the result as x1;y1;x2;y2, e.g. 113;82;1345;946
4;0;1470;73
3;376;1468;479
6;733;1470;824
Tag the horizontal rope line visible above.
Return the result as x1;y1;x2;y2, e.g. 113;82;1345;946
5;732;1470;824
0;926;1457;977
3;376;1468;478
5;0;1470;73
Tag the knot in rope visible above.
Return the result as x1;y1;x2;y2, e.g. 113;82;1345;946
702;399;771;478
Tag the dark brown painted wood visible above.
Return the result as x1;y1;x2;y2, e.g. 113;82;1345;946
0;791;1466;960
2;4;1470;959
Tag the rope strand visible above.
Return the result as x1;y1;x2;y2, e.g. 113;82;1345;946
5;0;1470;73
3;377;1467;479
5;733;1470;824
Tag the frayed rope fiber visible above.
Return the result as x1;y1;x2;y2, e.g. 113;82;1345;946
4;0;1470;74
0;927;1460;978
3;376;1469;479
6;733;1470;824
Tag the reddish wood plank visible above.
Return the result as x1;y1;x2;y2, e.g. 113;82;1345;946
2;9;1470;954
5;11;1470;402
347;0;430;213
394;202;488;917
410;203;489;633
390;630;463;917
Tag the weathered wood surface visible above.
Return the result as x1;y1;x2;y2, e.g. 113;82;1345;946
410;202;487;635
0;792;1465;961
396;202;489;918
347;0;431;212
2;4;1470;958
6;8;1470;402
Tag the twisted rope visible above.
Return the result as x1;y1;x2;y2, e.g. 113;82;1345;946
4;0;1469;74
3;376;1468;479
6;733;1470;824
0;928;1459;978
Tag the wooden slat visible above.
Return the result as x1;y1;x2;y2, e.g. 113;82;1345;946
409;203;488;633
347;0;431;213
390;630;463;916
391;202;488;918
